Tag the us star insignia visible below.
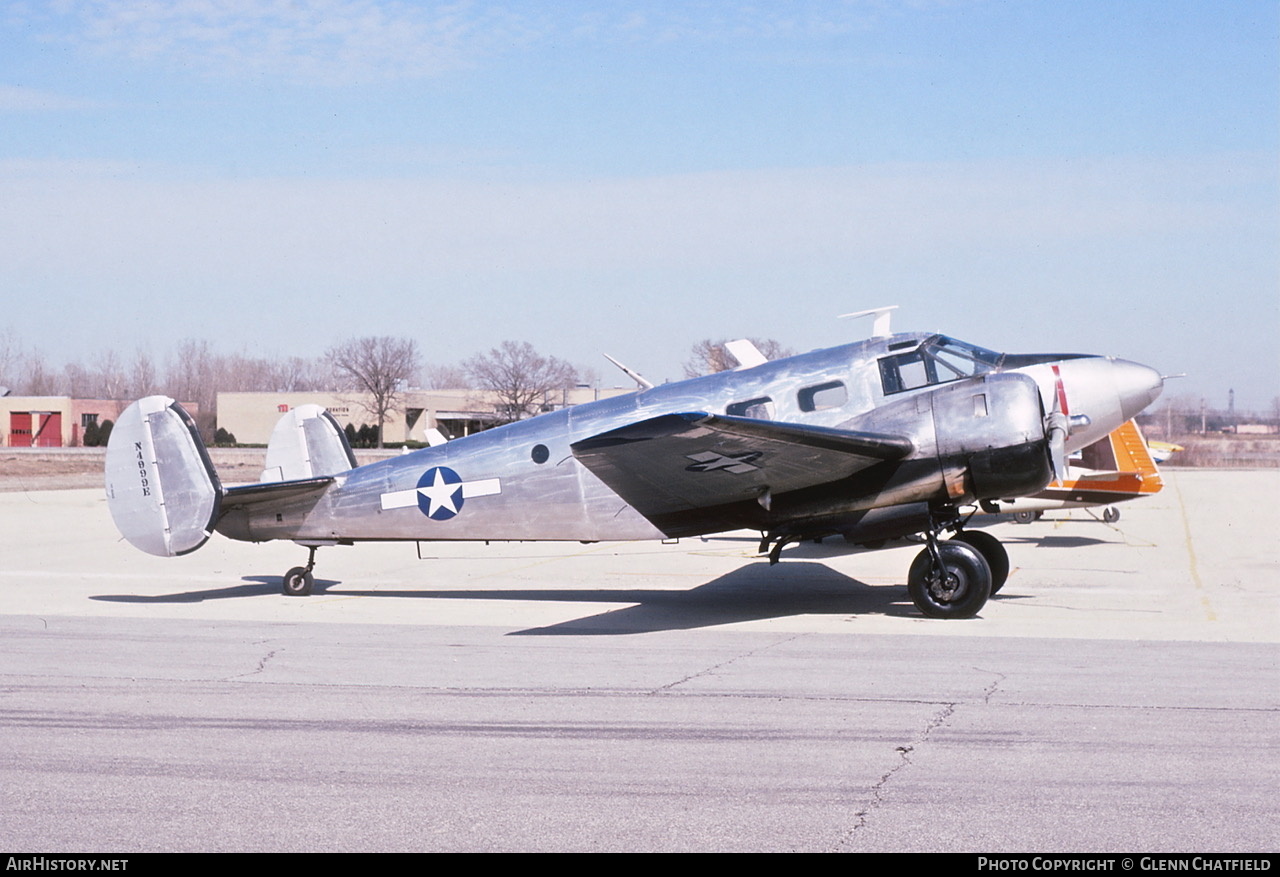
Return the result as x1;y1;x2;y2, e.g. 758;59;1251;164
380;466;502;520
684;451;763;474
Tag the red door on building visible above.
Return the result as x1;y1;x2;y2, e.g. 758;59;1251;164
9;412;32;447
8;412;62;447
35;412;62;447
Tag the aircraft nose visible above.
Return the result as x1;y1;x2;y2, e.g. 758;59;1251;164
1112;359;1164;420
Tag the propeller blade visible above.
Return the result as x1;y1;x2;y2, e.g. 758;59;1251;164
1044;364;1071;484
1045;408;1068;485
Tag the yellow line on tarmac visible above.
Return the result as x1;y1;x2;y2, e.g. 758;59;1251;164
1172;475;1217;622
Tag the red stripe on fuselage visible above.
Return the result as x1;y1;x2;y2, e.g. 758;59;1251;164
1051;364;1070;416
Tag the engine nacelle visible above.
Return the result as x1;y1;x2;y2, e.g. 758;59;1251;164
931;372;1053;502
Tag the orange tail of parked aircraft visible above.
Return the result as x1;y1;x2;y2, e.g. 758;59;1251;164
982;420;1162;523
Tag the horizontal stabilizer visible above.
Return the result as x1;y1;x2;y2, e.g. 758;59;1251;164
105;396;221;557
260;404;357;483
223;476;335;508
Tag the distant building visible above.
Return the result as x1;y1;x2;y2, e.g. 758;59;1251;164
216;386;634;445
0;397;198;447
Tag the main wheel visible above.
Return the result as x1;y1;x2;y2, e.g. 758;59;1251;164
1013;510;1041;524
951;531;1010;594
907;541;992;619
282;566;314;597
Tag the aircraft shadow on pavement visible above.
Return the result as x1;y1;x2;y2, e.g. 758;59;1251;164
319;561;924;634
1002;534;1111;548
91;578;341;603
89;529;1076;619
90;548;1033;628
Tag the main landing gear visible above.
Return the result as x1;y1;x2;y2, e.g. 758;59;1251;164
906;520;1011;619
949;529;1009;595
758;514;1011;619
282;545;318;597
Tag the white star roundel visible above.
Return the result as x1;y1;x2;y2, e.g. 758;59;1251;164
417;466;464;520
379;467;502;521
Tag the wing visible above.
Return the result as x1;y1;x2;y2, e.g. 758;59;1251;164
570;412;912;534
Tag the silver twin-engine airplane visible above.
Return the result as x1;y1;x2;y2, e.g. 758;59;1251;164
105;320;1164;619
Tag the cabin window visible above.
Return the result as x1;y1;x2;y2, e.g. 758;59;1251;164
798;381;847;412
726;397;774;420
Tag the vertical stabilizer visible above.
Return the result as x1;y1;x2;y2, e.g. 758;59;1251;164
1069;419;1163;496
1105;420;1163;492
105;396;222;557
260;404;357;483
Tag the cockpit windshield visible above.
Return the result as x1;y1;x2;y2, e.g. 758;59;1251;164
878;335;1005;395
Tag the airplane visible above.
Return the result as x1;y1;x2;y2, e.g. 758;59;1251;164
1147;439;1183;465
977;419;1164;524
104;324;1164;619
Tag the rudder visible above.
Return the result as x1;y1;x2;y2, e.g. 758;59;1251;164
259;404;356;483
105;396;222;557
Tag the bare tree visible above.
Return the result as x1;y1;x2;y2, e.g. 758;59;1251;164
129;348;159;399
165;339;220;438
421;363;474;390
326;336;421;447
0;329;19;391
270;355;330;392
92;349;129;400
63;361;92;398
464;340;577;423
682;338;794;378
21;349;59;395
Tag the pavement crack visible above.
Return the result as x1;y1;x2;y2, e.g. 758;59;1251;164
649;634;801;694
227;644;279;680
835;698;958;850
976;667;1006;703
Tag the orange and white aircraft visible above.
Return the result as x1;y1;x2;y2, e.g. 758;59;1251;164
979;419;1162;523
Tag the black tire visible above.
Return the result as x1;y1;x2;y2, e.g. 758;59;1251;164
1102;507;1120;524
1013;510;1040;525
951;530;1010;595
282;566;313;597
907;541;992;619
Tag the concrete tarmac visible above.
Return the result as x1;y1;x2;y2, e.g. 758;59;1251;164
0;468;1276;852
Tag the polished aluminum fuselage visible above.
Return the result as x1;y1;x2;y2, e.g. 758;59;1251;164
215;332;1162;545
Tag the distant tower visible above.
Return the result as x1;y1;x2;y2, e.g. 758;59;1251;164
1229;388;1236;430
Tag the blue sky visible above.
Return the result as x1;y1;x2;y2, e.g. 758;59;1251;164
1;1;1276;409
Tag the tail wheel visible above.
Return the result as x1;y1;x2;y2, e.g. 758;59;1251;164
282;567;313;597
951;530;1010;594
908;541;992;619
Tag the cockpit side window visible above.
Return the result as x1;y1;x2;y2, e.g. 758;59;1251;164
879;352;935;394
879;335;1003;395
